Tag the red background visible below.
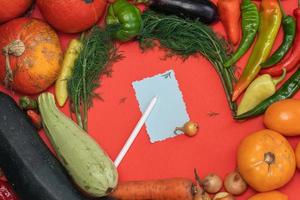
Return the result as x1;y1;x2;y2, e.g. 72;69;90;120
1;0;300;199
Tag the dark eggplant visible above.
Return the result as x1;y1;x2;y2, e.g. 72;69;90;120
0;92;114;200
142;0;219;24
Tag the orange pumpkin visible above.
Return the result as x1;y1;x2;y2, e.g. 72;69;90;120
295;142;300;170
248;191;288;200
237;129;296;192
264;99;300;136
0;18;62;94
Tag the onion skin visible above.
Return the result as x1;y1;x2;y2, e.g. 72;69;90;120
202;174;223;194
224;171;247;195
213;192;235;200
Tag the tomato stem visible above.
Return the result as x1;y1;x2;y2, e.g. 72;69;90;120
264;152;275;165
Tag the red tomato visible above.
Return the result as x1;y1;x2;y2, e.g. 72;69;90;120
36;0;107;33
0;0;33;24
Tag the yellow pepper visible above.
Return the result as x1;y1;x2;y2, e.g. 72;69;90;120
232;0;282;101
55;39;82;107
237;69;286;115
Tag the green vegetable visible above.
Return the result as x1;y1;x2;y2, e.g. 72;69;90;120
235;68;300;120
106;0;142;41
261;0;296;68
232;0;282;101
68;26;120;131
224;0;260;67
38;92;118;197
138;10;237;115
237;69;286;115
0;92;90;200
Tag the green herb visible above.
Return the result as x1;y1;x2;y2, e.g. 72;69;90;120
138;10;237;115
68;26;121;131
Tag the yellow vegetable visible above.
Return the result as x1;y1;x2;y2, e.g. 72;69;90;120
55;39;82;107
237;69;286;115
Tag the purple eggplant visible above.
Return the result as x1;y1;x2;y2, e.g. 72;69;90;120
139;0;219;24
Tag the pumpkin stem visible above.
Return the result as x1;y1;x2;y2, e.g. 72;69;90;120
264;152;275;165
2;40;25;88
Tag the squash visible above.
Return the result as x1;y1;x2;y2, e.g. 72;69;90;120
37;0;107;33
0;0;33;24
237;129;296;192
0;92;90;200
38;92;118;197
0;18;62;94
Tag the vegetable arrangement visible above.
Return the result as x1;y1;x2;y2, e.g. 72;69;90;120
232;0;282;101
138;10;237;114
0;0;300;200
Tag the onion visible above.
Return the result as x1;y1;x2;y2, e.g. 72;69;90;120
224;171;247;195
202;174;223;193
213;192;235;200
175;121;199;137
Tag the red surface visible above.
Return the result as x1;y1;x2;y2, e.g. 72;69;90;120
1;1;300;199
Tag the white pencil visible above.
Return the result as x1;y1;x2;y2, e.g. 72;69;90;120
114;96;158;168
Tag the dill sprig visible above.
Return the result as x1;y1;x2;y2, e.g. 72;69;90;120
138;10;237;115
68;26;121;131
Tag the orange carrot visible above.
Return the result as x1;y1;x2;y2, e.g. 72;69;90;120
218;0;241;45
110;178;196;200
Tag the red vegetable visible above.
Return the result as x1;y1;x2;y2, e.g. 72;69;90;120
26;110;42;130
36;0;107;33
260;3;300;76
0;180;19;200
0;0;33;24
218;0;241;45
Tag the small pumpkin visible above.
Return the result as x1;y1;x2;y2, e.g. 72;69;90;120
248;191;288;200
264;99;300;136
0;18;62;94
0;0;33;24
37;0;107;33
237;129;296;192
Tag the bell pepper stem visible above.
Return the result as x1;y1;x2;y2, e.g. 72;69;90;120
277;0;286;17
272;68;287;86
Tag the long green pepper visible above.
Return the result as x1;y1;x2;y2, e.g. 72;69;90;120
235;69;300;120
261;0;296;68
224;0;259;67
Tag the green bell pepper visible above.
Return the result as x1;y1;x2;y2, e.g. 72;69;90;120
106;0;142;42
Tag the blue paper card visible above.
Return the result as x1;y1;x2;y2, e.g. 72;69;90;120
132;70;190;143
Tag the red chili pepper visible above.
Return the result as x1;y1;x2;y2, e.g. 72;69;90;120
0;180;19;200
260;3;300;76
26;110;42;130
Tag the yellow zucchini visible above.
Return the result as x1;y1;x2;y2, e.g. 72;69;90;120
55;39;82;107
38;93;118;197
